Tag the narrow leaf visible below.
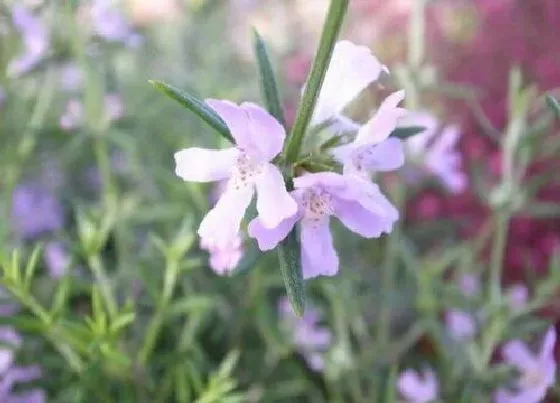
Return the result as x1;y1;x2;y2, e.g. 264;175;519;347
278;228;305;316
253;30;285;126
389;126;425;139
546;94;560;119
149;80;234;143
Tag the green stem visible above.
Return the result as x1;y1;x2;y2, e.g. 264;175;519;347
489;210;510;304
283;0;349;163
89;255;118;319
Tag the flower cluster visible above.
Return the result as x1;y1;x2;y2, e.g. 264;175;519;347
174;41;406;278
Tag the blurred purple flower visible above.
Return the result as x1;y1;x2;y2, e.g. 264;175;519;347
401;112;467;193
278;298;332;371
59;99;84;131
43;241;70;278
311;41;388;128
59;63;84;92
397;368;438;403
249;173;398;278
7;5;49;77
331;90;406;178
200;235;244;276
60;93;124;131
89;0;142;47
174;100;297;248
0;328;44;403
11;184;64;240
445;309;477;341
506;284;528;312
495;326;556;403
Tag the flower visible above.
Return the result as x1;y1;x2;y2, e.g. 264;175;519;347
174;100;297;247
0;327;44;403
400;111;467;193
445;309;477;341
278;297;332;371
60;94;124;131
397;368;438;403
330;90;407;178
11;184;64;240
43;241;70;278
495;326;557;403
88;0;142;47
506;284;528;312
7;5;49;77
311;40;388;127
248;172;398;278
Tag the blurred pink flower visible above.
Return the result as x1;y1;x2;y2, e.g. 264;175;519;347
495;327;557;403
278;297;332;371
200;234;244;276
397;367;438;403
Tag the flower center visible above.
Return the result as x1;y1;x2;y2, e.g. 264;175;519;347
229;152;263;190
520;367;544;388
301;189;334;221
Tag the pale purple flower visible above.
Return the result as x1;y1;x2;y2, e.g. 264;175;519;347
248;172;398;278
59;100;84;131
397;368;438;403
458;273;480;297
11;184;64;239
445;309;477;341
331;91;407;177
278;297;332;371
43;241;70;278
506;284;528;311
495;326;557;403
7;5;49;77
60;94;123;131
0;328;44;403
89;0;142;47
400;112;467;193
311;40;388;127
174;100;297;247
200;235;244;275
59;63;84;92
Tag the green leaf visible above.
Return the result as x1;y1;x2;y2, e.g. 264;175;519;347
278;228;305;316
283;0;350;163
253;29;285;126
149;80;234;143
546;94;560;120
389;126;426;139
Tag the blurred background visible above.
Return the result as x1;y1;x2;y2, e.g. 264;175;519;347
0;0;559;401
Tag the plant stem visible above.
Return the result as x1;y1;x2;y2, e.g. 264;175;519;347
283;0;349;163
489;210;510;304
89;255;118;319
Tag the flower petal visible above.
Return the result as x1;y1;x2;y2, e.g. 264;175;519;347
293;172;347;191
336;176;399;221
312;41;387;126
242;102;286;161
540;326;557;359
174;147;238;182
502;340;536;370
355;90;407;145
248;213;299;251
198;184;253;247
300;218;339;279
343;137;405;175
445;310;476;341
333;198;395;238
255;164;298;229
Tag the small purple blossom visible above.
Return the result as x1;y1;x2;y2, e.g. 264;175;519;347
89;0;142;47
0;328;44;403
7;5;49;77
445;309;477;341
174;100;297;247
248;172;398;278
11;184;64;240
397;367;438;403
331;90;407;178
278;298;332;371
495;326;557;403
506;284;528;312
311;41;388;127
200;235;244;276
401;112;467;193
43;241;70;278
